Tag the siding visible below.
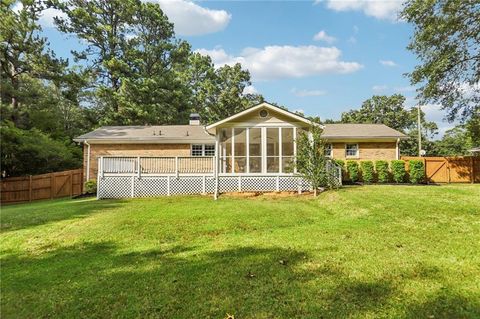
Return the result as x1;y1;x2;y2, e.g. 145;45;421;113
83;144;191;182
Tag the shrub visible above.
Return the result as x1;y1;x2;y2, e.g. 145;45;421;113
391;160;406;183
409;160;425;184
346;160;359;183
334;159;345;169
84;179;97;194
360;161;374;183
375;160;390;183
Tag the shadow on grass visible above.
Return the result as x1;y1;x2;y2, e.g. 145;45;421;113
0;199;124;233
2;242;479;318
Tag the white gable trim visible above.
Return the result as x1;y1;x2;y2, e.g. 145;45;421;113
205;102;314;131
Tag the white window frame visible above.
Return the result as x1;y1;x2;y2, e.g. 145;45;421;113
325;143;333;158
217;125;300;175
345;143;359;158
191;144;215;157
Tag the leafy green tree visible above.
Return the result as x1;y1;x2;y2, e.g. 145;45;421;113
341;94;439;156
341;94;412;131
401;0;479;121
0;0;65;126
296;125;331;196
1;121;82;177
53;0;140;122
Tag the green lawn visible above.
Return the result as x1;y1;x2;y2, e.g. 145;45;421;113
1;185;479;318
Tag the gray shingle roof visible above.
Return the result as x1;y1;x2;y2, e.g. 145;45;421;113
74;125;214;143
74;123;407;143
322;124;407;139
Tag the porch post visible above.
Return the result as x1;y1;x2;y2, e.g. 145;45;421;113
214;132;220;200
293;127;297;174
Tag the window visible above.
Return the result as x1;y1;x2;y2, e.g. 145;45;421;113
191;144;215;156
345;143;359;157
191;144;203;156
324;144;333;157
204;145;215;156
259;109;268;118
266;128;280;173
220;128;233;172
281;128;294;173
233;128;247;173
249;128;262;173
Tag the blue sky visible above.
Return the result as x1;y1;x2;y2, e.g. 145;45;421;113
37;0;452;135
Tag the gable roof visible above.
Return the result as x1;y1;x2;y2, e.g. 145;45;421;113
322;124;407;139
205;102;314;131
73;125;214;143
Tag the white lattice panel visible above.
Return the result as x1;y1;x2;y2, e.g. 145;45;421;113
301;178;311;191
278;177;299;191
98;176;132;198
218;177;239;193
170;176;205;194
205;178;215;193
135;177;169;197
242;177;276;192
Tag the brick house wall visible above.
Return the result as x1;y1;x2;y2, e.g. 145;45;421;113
83;143;191;183
331;142;397;160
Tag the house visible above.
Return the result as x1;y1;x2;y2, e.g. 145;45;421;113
74;102;407;198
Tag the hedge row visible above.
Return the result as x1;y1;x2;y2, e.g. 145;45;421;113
334;159;425;184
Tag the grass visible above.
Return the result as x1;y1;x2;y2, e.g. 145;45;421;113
1;185;480;318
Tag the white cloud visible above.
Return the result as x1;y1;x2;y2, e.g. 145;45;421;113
196;45;363;81
348;36;357;44
372;84;388;92
380;60;397;67
39;8;67;28
243;85;258;95
320;0;403;21
394;85;416;92
291;88;327;97
313;30;336;43
154;0;231;36
353;25;359;34
11;2;66;28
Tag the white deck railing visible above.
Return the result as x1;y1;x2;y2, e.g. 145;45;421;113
101;156;214;176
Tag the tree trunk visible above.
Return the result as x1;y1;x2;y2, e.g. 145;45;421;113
313;188;317;197
10;72;19;126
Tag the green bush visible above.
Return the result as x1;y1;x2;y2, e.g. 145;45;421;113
391;160;406;183
334;159;345;168
346;160;359;183
360;161;374;183
84;180;97;194
375;160;390;183
409;160;425;184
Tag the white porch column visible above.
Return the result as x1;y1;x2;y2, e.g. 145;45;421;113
214;131;220;200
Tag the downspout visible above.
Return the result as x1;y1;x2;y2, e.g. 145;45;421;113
85;140;91;181
396;138;400;160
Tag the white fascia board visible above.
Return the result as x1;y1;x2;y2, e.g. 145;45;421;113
205;102;316;132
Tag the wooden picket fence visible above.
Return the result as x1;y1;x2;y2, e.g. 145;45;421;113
1;169;83;204
401;156;480;183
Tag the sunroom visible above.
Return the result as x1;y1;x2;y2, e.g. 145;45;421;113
206;102;312;176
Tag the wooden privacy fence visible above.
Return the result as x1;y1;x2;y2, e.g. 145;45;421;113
1;169;83;204
401;156;480;183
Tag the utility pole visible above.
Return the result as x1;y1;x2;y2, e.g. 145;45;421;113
417;105;422;157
